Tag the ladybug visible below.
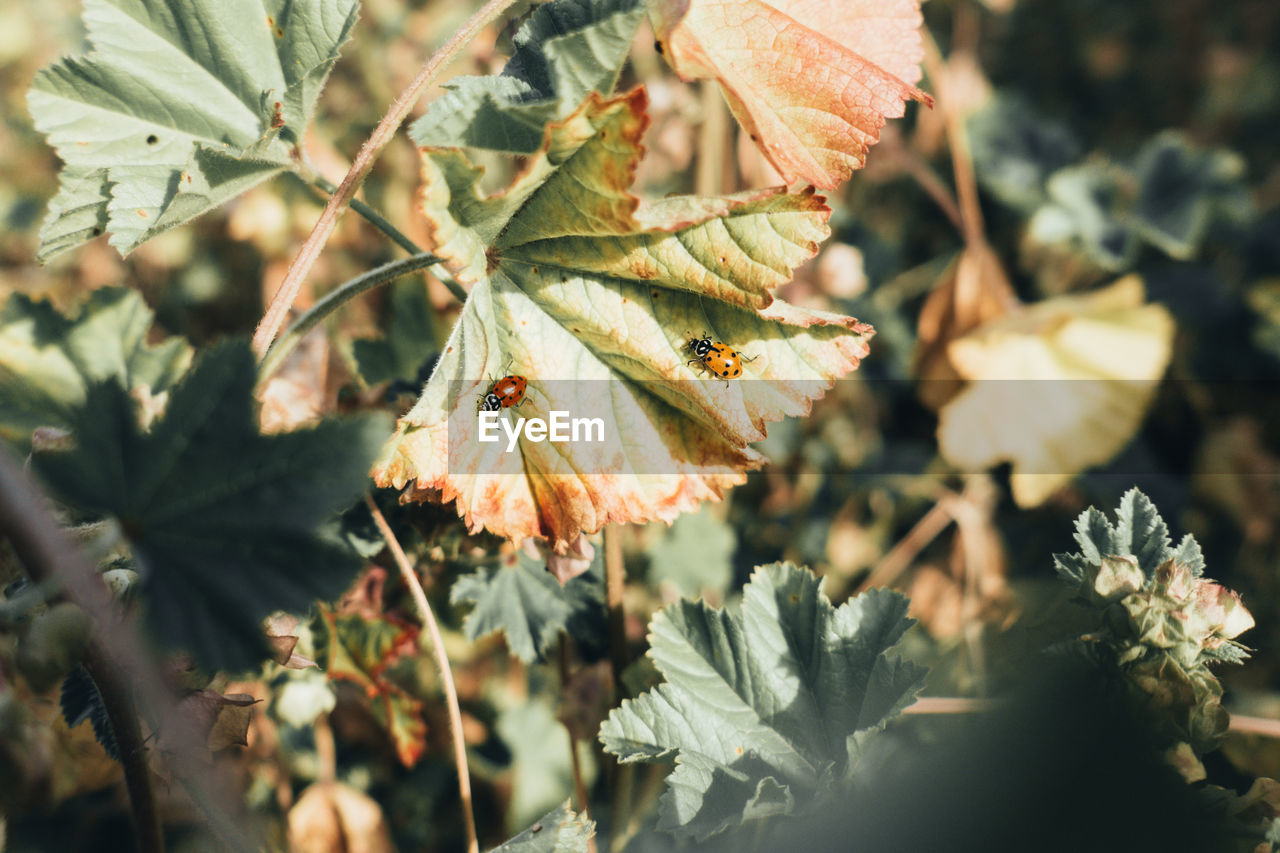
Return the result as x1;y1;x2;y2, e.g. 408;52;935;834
685;334;756;380
482;374;527;409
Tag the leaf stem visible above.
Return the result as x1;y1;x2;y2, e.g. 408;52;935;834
257;251;443;384
363;494;478;853
0;450;258;853
557;639;595;853
603;524;628;695
81;644;164;853
922;26;985;247
298;171;470;305
251;0;520;357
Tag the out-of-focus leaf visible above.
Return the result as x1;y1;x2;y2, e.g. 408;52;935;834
450;550;605;664
646;504;736;598
32;341;390;673
0;288;191;452
353;278;439;388
1028;165;1140;272
488;802;593;853
937;275;1174;507
376;91;875;546
650;0;931;188
60;665;118;761
1248;279;1280;362
1131;132;1251;260
315;607;427;767
411;0;646;153
288;781;395;853
599;562;926;840
497;699;596;834
28;0;359;259
967;96;1080;211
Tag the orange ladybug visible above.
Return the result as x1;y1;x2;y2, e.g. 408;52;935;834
685;334;756;380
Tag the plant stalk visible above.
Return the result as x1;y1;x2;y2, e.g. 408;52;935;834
363;494;478;853
252;0;520;357
257;251;443;384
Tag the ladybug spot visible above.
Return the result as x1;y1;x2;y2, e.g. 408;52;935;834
146;134;158;145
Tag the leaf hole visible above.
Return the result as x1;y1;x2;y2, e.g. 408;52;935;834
146;134;158;145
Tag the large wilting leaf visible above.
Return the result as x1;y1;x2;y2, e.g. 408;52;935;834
32;341;390;673
936;275;1175;508
28;0;359;260
649;0;931;188
374;91;875;546
450;550;606;664
599;562;926;840
411;0;646;153
489;802;593;853
0;287;191;451
314;607;428;767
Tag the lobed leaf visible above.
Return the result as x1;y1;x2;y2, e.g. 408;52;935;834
411;0;646;153
376;91;875;546
32;340;390;673
599;562;925;840
0;287;191;452
28;0;359;259
649;0;931;188
450;550;605;664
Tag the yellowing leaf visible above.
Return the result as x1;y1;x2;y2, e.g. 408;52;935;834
374;91;874;546
650;0;931;188
937;276;1175;507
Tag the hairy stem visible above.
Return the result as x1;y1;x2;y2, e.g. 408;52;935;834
257;251;443;384
363;494;478;853
558;639;595;853
252;0;519;357
0;451;257;853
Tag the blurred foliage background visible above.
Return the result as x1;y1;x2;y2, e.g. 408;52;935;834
2;0;1280;850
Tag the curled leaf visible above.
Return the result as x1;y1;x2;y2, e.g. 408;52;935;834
650;0;931;188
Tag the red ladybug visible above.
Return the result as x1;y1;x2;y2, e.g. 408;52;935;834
486;374;527;408
685;334;756;380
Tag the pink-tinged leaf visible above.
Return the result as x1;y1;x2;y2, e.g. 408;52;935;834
651;0;931;188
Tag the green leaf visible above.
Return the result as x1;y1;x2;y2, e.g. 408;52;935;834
1131;132;1250;261
1114;487;1171;575
646;504;736;598
32;340;390;673
967;95;1081;211
314;607;427;766
599;562;925;840
0;287;191;452
1028;165;1139;272
488;801;593;853
1073;506;1115;566
410;0;645;153
352;278;438;387
497;699;596;834
28;0;359;260
450;550;605;664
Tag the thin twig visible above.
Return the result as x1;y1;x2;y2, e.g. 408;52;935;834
882;133;965;232
257;251;443;384
1228;715;1280;738
0;451;258;853
363;494;478;853
856;499;955;593
903;696;999;714
922;28;985;247
252;0;520;357
558;639;596;853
